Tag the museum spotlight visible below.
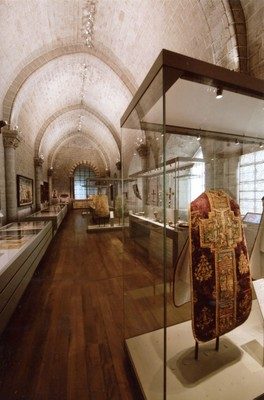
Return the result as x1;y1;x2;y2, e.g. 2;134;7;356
197;135;201;141
235;138;239;145
260;143;264;149
0;120;7;129
216;87;223;99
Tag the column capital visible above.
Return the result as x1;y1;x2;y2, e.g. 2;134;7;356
34;156;44;167
115;161;121;170
2;127;20;149
0;120;8;132
136;143;149;158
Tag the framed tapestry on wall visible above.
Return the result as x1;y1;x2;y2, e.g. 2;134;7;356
17;175;33;206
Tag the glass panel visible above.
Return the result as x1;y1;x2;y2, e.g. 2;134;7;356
122;60;264;400
255;200;262;213
239;149;264;214
241;152;255;164
240;168;255;182
256;181;264;191
74;165;96;199
255;149;264;162
256;165;264;179
122;69;165;399
240;182;253;191
163;75;264;399
240;200;255;213
256;191;264;200
240;191;255;200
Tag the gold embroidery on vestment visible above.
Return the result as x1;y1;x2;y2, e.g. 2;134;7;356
194;255;213;282
238;252;249;274
199;209;242;251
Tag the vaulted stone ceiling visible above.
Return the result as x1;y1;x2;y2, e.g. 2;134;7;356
0;0;263;174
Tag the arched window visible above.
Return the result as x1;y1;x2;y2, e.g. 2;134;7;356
74;165;96;199
239;150;264;215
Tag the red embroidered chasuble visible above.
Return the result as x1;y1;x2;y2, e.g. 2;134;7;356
189;189;252;342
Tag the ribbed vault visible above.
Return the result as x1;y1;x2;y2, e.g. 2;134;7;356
0;0;262;187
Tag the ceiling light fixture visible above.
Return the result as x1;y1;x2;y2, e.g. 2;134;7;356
79;63;88;105
260;143;264;149
82;1;97;48
216;87;223;99
235;138;239;145
77;114;83;133
197;135;201;141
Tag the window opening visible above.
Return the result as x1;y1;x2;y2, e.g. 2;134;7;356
74;165;96;199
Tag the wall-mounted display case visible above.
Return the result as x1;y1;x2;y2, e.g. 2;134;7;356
121;50;264;400
0;221;52;334
25;204;67;235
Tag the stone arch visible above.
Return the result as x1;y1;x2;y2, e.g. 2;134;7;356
197;0;247;72
3;43;137;123
48;131;111;171
69;161;99;177
35;104;121;157
227;0;248;73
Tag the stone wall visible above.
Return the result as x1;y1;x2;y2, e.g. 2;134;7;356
241;0;264;78
0;137;6;225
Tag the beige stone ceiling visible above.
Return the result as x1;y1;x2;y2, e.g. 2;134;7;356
52;135;107;175
11;54;130;146
40;109;118;162
0;0;263;172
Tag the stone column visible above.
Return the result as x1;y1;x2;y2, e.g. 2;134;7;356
69;176;74;199
3;127;20;222
47;167;53;203
34;156;44;211
115;160;121;179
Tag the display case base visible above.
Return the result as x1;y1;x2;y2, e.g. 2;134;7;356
126;300;264;400
87;223;128;233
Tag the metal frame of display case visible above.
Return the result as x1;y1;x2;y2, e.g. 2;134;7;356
121;50;264;400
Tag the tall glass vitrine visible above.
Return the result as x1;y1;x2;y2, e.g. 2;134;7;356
121;50;264;400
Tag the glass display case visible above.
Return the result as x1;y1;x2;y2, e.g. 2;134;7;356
0;220;53;334
25;204;68;235
121;50;264;400
85;177;131;232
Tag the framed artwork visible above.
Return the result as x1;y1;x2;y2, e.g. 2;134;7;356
17;175;33;206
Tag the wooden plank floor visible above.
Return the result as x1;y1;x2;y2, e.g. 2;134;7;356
0;211;143;400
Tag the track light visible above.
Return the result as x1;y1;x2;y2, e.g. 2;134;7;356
235;139;239;145
197;135;201;141
260;143;264;149
216;87;223;99
0;120;7;129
